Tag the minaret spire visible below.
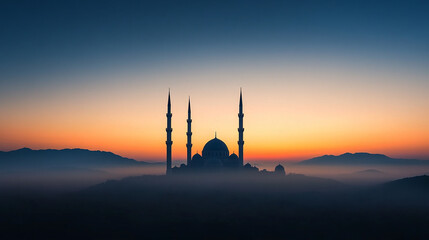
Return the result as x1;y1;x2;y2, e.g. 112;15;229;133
238;88;244;166
188;96;191;117
168;89;171;112
239;88;243;113
166;90;173;174
186;96;192;166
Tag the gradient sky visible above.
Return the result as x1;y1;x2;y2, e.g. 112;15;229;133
0;0;428;161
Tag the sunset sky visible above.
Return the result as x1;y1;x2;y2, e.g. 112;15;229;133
0;0;428;161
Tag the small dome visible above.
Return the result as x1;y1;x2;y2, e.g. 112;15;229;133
192;153;202;161
274;164;285;175
202;137;229;159
229;153;238;160
224;153;240;168
191;153;204;168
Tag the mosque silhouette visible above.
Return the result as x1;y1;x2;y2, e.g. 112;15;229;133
165;89;285;175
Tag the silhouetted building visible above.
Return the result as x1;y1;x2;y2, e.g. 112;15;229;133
166;90;244;174
242;163;260;173
165;90;283;175
188;134;242;170
274;164;286;175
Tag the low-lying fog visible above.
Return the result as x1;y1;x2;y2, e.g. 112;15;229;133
253;161;429;185
0;165;164;192
1;161;428;193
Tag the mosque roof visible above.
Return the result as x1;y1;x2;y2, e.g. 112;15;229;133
192;153;203;161
202;137;229;154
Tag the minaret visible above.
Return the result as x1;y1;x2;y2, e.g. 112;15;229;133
238;88;244;166
166;90;173;175
186;97;192;166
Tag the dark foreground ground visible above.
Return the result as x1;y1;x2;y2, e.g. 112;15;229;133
1;174;429;240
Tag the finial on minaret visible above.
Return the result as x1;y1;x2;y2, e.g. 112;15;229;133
215;131;217;138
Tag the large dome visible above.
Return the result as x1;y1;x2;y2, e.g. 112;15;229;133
202;137;229;159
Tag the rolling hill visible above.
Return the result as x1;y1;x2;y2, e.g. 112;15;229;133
0;148;153;170
298;152;428;165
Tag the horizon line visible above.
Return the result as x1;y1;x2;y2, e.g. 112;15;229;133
2;147;429;162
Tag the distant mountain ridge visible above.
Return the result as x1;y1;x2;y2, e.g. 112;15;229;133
0;148;152;170
299;152;429;165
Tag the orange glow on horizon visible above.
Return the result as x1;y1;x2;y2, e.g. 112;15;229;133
1;60;428;161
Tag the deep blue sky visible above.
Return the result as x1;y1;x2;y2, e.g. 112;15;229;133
1;0;428;83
